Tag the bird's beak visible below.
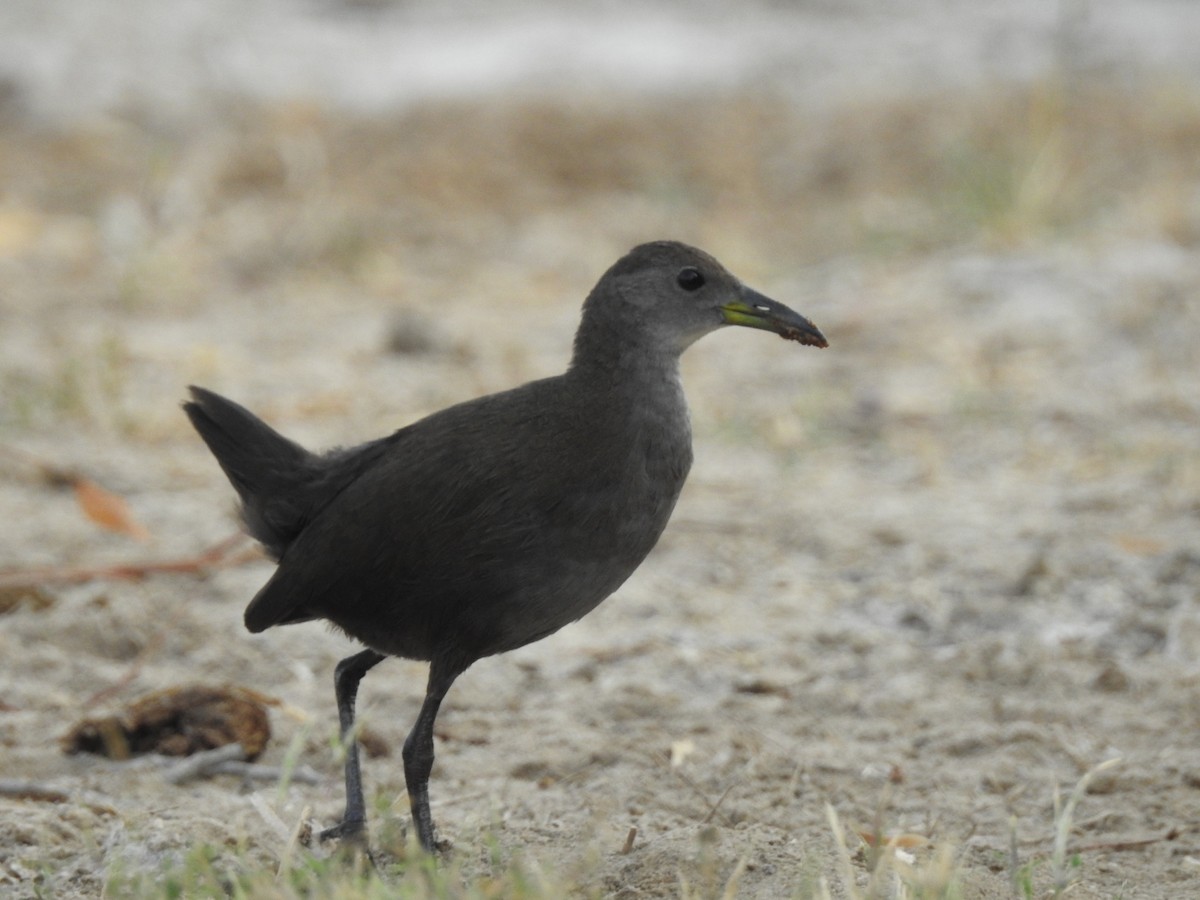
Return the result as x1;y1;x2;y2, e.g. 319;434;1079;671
719;287;829;348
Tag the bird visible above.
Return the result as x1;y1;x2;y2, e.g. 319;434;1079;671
184;240;827;854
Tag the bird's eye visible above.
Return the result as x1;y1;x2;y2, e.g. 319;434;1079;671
676;267;705;291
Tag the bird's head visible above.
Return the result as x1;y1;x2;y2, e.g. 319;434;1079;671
575;241;827;364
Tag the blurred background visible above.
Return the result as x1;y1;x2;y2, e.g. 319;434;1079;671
2;0;1199;428
2;1;1200;897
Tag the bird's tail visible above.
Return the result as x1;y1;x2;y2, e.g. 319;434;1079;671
183;386;318;559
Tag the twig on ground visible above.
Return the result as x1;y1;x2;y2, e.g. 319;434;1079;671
0;532;259;591
1068;827;1183;854
162;744;248;784
0;780;70;803
209;760;324;785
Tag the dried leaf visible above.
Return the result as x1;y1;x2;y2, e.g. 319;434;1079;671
1114;534;1166;556
73;477;151;541
856;830;930;849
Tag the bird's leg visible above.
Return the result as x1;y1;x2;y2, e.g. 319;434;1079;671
320;648;386;845
403;656;465;853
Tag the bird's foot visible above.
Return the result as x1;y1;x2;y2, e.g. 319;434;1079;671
318;817;366;844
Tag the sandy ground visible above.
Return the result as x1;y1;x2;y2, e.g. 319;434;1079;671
2;5;1200;899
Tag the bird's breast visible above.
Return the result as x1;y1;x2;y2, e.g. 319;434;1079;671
558;382;693;569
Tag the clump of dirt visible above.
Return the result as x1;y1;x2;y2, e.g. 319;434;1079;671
61;684;271;761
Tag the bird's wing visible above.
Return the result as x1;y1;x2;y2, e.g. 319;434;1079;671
242;379;584;636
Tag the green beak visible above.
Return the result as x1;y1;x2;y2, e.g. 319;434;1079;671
720;288;828;348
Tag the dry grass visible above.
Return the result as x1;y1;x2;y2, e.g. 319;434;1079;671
5;76;1198;434
95;768;1120;900
3;76;1199;287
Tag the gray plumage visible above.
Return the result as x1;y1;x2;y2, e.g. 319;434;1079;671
184;240;826;854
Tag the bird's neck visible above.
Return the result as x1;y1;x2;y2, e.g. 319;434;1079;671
564;327;694;515
569;314;685;386
568;343;684;403
566;332;691;457
567;311;695;461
